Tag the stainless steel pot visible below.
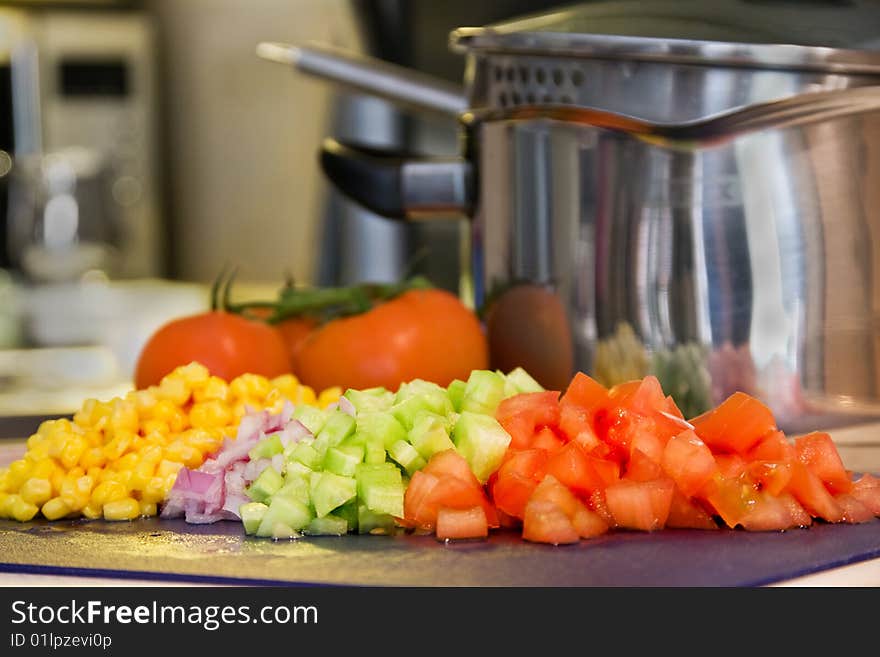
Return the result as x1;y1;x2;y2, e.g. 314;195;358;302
259;0;880;431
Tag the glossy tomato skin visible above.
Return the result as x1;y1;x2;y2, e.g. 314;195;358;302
134;311;291;389
294;288;488;392
275;316;319;372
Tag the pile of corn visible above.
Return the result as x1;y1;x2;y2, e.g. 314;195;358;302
0;362;340;523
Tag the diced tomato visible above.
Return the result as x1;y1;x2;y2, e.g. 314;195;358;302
794;432;853;494
625;449;664;482
834;493;875;524
588;489;616;527
498;448;547;480
522;500;580;545
404;470;441;530
571;506;610;538
531;426;567;452
560;372;610;411
496;391;561;449
559;403;601;449
690;391;776;454
714;453;748;479
739;491;810;532
779;492;812;528
492;472;538;519
529;475;609;539
422;448;481;488
629;427;666;464
666;488;719;530
604;478;675;531
851;474;880;515
543;441;599;496
701;472;760;529
746;430;797;462
785;462;845;523
746;460;793;497
661;430;718;497
436;506;489;540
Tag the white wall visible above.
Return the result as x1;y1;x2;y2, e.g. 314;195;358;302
148;0;364;286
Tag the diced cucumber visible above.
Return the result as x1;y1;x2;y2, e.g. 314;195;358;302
335;499;359;533
408;412;456;459
355;412;407;450
364;438;387;465
311;472;357;518
452;411;512;484
355;463;404;517
292;405;327;435
357;504;398;535
323;444;365;477
447;378;467;412
460;369;507;415
256;495;314;538
245;465;284;503
274;475;311;506
312;410;357;457
304;514;349;536
288;441;322;470
284;460;313;480
391;387;453;429
343;387;394;414
248;432;284;460
505;366;544;394
388;439;427;475
240;502;268;535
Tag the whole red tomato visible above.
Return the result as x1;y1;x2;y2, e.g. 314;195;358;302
293;288;488;392
133;310;292;389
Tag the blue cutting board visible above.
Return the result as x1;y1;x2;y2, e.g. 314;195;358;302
1;517;879;586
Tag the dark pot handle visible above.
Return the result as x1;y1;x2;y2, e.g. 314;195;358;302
320;138;472;221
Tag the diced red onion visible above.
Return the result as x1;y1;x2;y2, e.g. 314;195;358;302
337;396;356;417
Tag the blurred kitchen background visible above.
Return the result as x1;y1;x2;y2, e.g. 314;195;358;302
0;0;561;425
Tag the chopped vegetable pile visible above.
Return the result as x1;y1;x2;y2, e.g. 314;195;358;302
0;363;340;522
161;368;880;544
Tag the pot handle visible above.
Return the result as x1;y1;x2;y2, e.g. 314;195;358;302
320;138;473;220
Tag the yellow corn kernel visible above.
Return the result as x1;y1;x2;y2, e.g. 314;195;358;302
110;399;139;434
317;386;342;408
31;458;61;481
103;497;141;521
0;468;9;494
19;477;52;506
174;361;211;387
180;428;223;456
11;495;39;522
139;501;158;517
60;475;94;511
230;373;271;401
0;492;12;518
156;376;190;406
91;479;128;507
25;432;46;451
79;446;106;471
189;400;233;430
60;435;88;470
113;452;138;473
129;460;157;492
141;419;170;437
141;476;167;504
147;400;187;433
103;429;135;461
86;466;104;482
193;375;230;404
73;401;111;430
156;459;182;479
81;502;103;520
164;440;201;467
5;460;33;490
41;497;72;521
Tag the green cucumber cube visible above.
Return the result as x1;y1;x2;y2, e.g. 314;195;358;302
248;432;284;460
245;465;284;503
292;405;327;435
284;460;313;480
391;385;453;430
452;411;512;484
240;502;268;535
312;410;357;457
323;444;365;477
355;463;404;517
460;369;507;415
505;366;545;394
447;378;467;412
274;476;311;506
388;439;427;475
355;412;407;450
364;440;386;465
311;472;357;518
256;495;314;538
304;514;349;536
288;441;322;470
343;387;394;414
408;412;456;459
357;504;398;535
335;500;359;533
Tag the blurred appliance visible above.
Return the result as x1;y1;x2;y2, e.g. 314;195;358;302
0;6;162;280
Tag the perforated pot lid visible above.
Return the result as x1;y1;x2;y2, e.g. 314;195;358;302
451;0;880;74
